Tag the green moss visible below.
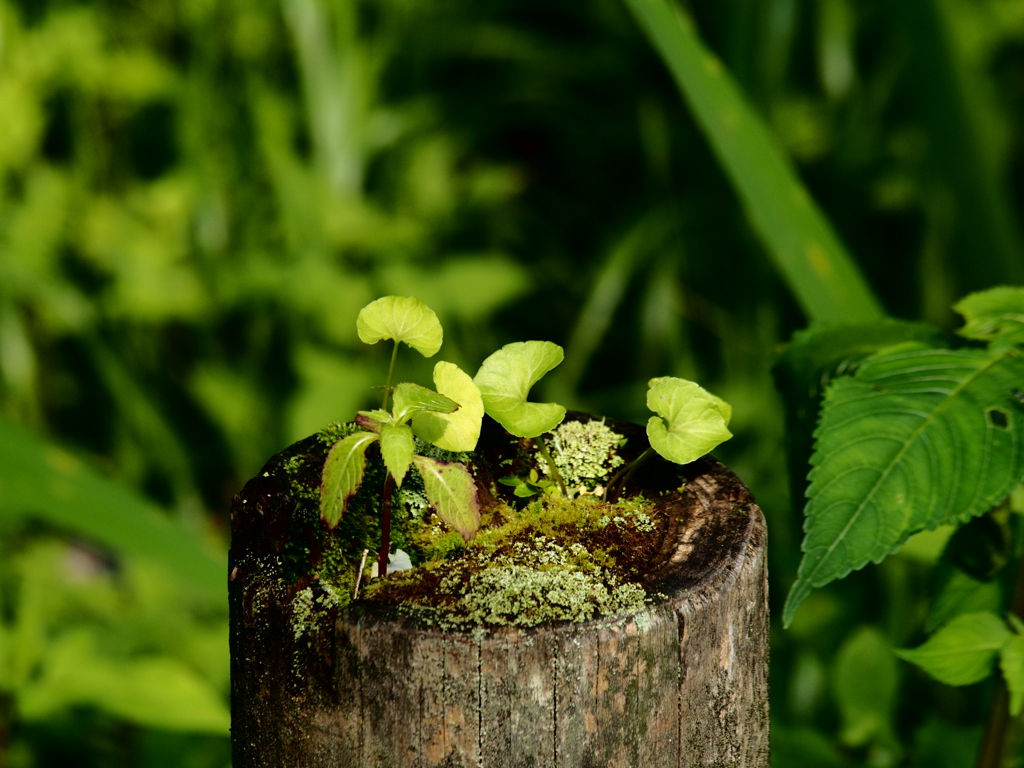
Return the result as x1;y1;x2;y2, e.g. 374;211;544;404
317;421;359;446
281;417;667;630
364;493;665;628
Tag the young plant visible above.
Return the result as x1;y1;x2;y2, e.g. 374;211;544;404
473;340;733;499
321;295;735;585
319;296;483;579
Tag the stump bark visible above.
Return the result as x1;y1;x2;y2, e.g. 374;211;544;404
229;416;769;767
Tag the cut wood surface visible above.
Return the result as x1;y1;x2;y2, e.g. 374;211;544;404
229;416;769;767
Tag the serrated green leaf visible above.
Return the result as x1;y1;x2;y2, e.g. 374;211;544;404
645;376;733;465
412;455;480;540
771;321;949;518
413;361;484;451
474;341;566;438
785;347;1024;626
1000;634;1024;715
356;296;443;357
833;627;898;748
391;382;459;423
955;287;1024;346
380;423;414;487
320;431;379;527
896;612;1010;686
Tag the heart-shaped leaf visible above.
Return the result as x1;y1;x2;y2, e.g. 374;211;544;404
380;423;415;487
474;341;566;438
413;362;484;452
412;455;480;540
320;431;379;527
356;296;443;357
391;382;459;423
955;287;1024;346
645;376;733;465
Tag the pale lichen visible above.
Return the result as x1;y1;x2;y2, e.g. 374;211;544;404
541;419;626;495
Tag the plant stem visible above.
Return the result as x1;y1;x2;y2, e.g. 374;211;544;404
533;434;567;496
377;472;395;580
977;525;1024;768
605;447;653;501
382;340;400;409
353;549;369;600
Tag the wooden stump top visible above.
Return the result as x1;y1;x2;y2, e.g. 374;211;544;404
229;415;769;767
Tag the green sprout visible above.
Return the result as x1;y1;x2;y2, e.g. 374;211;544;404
320;296;483;580
320;295;734;587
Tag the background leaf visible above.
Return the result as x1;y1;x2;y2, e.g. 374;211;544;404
1000;633;1024;716
896;612;1011;686
954;286;1024;346
621;0;884;324
0;418;223;599
17;628;230;735
785;347;1024;625
832;627;898;748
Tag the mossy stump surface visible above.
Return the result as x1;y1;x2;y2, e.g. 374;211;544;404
229;414;768;768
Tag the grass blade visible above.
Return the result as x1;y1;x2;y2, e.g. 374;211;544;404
0;418;224;599
622;0;884;324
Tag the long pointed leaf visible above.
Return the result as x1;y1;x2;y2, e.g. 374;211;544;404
412;455;480;541
0;419;223;599
320;431;379;527
622;0;883;324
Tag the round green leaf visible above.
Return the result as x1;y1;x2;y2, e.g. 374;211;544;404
413;362;484;452
356;296;443;357
474;341;566;438
645;376;732;465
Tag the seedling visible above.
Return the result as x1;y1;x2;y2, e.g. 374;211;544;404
319;295;734;583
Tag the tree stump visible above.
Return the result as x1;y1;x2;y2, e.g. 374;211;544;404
229;416;768;767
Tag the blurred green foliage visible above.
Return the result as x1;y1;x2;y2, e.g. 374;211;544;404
1;0;1024;765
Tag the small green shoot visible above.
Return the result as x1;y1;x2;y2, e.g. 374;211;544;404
321;296;484;579
474;340;568;493
645;376;733;465
606;376;732;497
498;468;560;498
322;295;734;586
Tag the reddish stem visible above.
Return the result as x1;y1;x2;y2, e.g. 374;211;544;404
377;472;395;579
